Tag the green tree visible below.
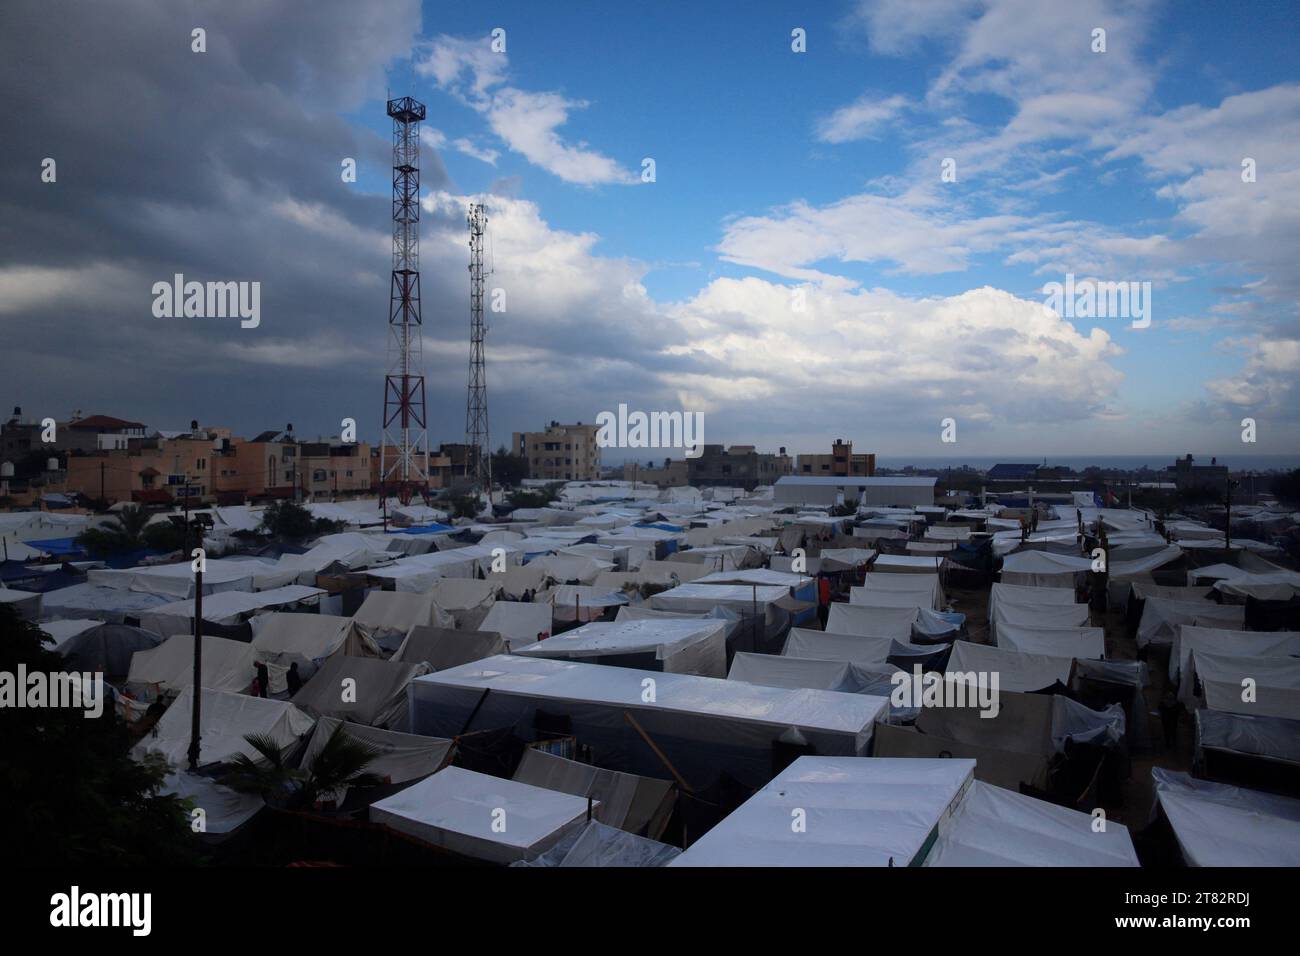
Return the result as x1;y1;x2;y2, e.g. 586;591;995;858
259;500;346;541
75;504;153;556
221;724;384;809
490;446;529;487
0;604;201;864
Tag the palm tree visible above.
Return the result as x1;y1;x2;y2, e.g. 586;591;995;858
75;504;154;556
221;724;384;809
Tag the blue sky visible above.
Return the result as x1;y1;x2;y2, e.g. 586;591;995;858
5;0;1299;461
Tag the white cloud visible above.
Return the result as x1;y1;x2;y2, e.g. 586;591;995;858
816;94;908;144
416;34;633;185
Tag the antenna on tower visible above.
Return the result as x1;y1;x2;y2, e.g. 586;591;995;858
466;201;491;491
379;94;430;506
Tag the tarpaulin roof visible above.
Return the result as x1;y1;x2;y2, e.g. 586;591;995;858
369;765;595;864
291;654;429;728
127;633;258;696
924;780;1138;867
996;624;1105;660
140;585;325;635
391;625;506;671
300;717;453;794
1154;769;1300;866
133;686;314;768
671;757;974;867
514;618;728;677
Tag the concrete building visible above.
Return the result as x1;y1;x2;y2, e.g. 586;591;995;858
688;444;793;490
513;422;601;482
796;439;876;477
1169;454;1229;493
621;457;689;488
774;475;936;508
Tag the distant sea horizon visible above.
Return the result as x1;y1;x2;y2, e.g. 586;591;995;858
873;454;1300;473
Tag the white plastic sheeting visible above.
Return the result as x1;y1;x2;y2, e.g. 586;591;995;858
1187;650;1300;719
672;757;974;867
827;603;960;642
160;771;264;836
0;587;42;621
291;654;429;728
479;600;552;648
782;628;938;668
353;591;453;651
853;572;943;609
300;717;452;794
512;820;680;867
547;585;629;623
1136;597;1244;648
990;601;1090;643
946;640;1071;693
126;633;258;697
139;585;325;636
872;554;947;574
133;686;315;768
925;781;1138;867
410;655;885;788
989;582;1079;621
34;583;171;623
512;748;675;837
514;618;728;677
250;613;379;667
649;583;788;622
1153;769;1300;866
1172;625;1300;695
370;766;595;864
89;557;301;598
997;624;1105;660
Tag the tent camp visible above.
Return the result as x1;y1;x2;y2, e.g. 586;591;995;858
37;582;172;624
727;652;902;698
291;654;429;729
352;590;453;652
1153;769;1300;866
369;765;595;865
513;618;728;677
924;781;1138;867
826;603;960;642
479;600;552;648
781;628;945;670
391;625;507;671
126;633;259;698
1172;625;1300;703
1184;650;1300;720
946;640;1073;693
133;686;315;768
648;583;789;624
989;582;1080;620
511;820;680;868
1136;598;1245;648
672;757;974;867
990;601;1090;642
410;655;886;789
427;577;500;628
853;572;944;610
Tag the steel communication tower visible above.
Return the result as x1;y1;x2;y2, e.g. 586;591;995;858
465;201;491;488
380;95;429;505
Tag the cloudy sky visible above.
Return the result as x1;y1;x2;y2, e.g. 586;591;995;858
2;0;1298;463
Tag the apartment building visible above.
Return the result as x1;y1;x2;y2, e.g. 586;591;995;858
513;422;601;482
796;439;876;477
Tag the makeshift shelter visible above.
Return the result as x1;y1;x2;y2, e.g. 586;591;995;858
512;748;676;838
527;554;614;585
410;655;886;789
852;572;944;610
990;601;1090;643
728;652;901;698
300;717;453;797
514;618;728;677
1184;650;1300;720
649;583;788;625
1194;710;1300;791
872;554;947;574
782;628;945;670
989;582;1080;620
547;585;629;623
997;624;1105;660
488;562;549;600
827;603;960;642
133;686;315;768
1136;598;1244;648
352;590;453;652
127;633;259;698
48;621;162;677
369;765;596;865
924;780;1138;866
1172;625;1300;703
427;577;499;629
1153;769;1300;866
89;557;302;598
160;771;264;839
37;582;171;624
512;820;680;868
251;612;380;669
672;757;974;867
391;625;506;671
479;600;552;648
139;585;326;638
291;654;429;729
946;640;1072;693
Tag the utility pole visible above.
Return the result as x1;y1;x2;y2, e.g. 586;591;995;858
1225;479;1238;550
187;563;203;771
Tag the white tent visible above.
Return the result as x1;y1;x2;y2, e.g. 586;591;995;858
547;585;628;623
35;583;171;624
0;587;41;621
826;603;960;642
369;765;595;864
672;757;975;867
924;780;1138;866
649;584;791;621
250;612;379;665
1136;597;1244;648
1154;769;1300;866
1171;625;1300;691
852;572;943;610
997;624;1105;660
947;640;1072;693
872;554;947;574
479;600;552;648
990;601;1090;643
514;618;728;677
139;585;326;636
126;633;259;697
300;716;453;796
728;652;901;698
1187;650;1300;719
89;557;300;598
989;582;1079;621
353;590;453;651
292;654;430;728
133;686;314;768
410;655;885;788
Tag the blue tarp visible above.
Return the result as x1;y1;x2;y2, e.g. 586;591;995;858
22;537;84;557
386;523;456;535
636;522;686;533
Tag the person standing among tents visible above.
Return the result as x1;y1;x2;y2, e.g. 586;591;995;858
253;661;270;698
817;576;832;628
285;662;303;696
